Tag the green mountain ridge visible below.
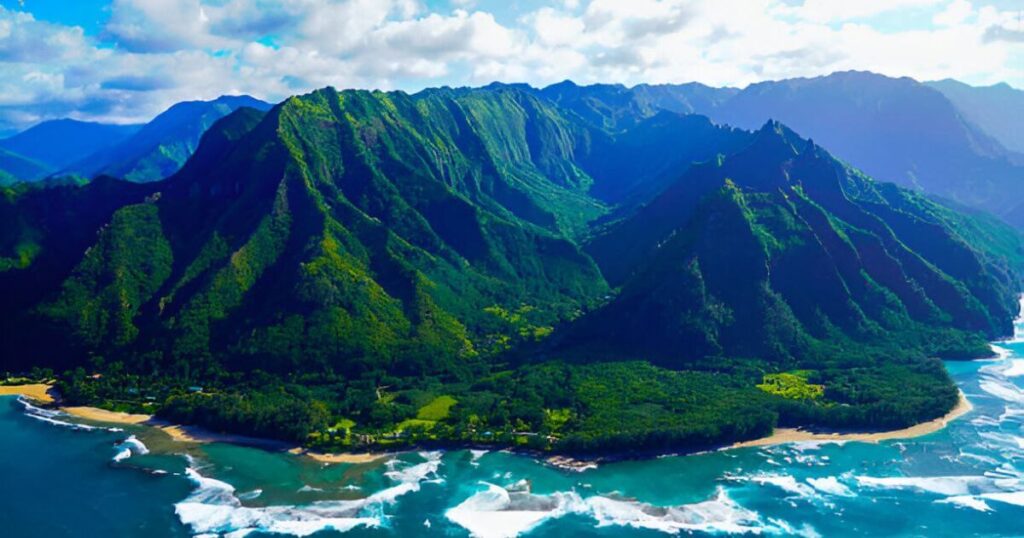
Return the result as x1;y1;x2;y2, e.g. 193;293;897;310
65;95;273;183
1;84;1020;454
573;121;1015;363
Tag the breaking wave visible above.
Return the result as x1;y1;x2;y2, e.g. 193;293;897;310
112;435;149;462
446;480;816;538
16;397;125;434
174;451;443;537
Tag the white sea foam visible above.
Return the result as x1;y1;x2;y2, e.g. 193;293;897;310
175;452;443;537
587;487;804;536
854;475;988;496
790;440;846;451
297;485;323;493
937;489;1024;512
1003;360;1024;377
16;397;126;432
990;345;1014;359
238;489;262;501
17;397;98;431
979;377;1024;404
980;490;1024;506
937;495;993;512
446;482;585;538
123;435;149;454
470;450;489;466
447;481;813;538
111;435;149;462
734;474;817;499
979;431;1024;452
806;477;855;497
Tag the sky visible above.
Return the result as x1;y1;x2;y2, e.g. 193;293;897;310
0;0;1021;133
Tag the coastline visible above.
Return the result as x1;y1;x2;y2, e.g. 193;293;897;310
731;389;973;449
1;383;973;467
0;383;58;404
58;404;387;463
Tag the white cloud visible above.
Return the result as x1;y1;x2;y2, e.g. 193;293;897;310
789;0;944;23
0;0;1021;133
933;0;972;26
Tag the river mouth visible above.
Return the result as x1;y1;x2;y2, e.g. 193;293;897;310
5;325;1024;537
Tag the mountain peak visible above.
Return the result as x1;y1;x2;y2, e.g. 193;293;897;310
746;118;799;157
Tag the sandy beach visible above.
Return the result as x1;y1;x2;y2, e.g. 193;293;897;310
287;448;389;464
0;384;58;404
732;390;973;449
60;404;385;461
62;406;293;448
62;406;151;424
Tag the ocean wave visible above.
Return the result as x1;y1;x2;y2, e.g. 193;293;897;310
937;489;1024;512
175;451;443;537
1004;360;1024;377
111;435;149;462
112;447;132;463
238;489;262;501
17;397;99;431
990;345;1014;360
729;473;817;499
854;475;990;496
937;495;993;512
806;476;855;497
469;449;488;466
446;481;815;538
16;397;127;433
587;487;813;536
979;431;1024;453
981;355;1024;376
446;481;585;538
979;377;1024;404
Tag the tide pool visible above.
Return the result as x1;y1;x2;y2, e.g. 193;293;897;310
4;335;1024;537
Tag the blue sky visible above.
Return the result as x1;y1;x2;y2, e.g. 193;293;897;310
0;0;1021;132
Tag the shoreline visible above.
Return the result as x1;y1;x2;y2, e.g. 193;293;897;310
2;383;974;467
0;383;58;404
731;390;973;449
58;405;387;463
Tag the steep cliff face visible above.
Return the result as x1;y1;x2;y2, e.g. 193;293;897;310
574;121;1018;367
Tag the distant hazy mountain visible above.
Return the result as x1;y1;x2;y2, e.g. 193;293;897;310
704;71;1024;225
0;148;51;185
533;73;1024;226
66;95;272;182
536;80;736;130
927;79;1024;156
0;120;140;179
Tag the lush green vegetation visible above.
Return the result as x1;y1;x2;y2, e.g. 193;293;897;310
757;371;824;400
1;84;1020;455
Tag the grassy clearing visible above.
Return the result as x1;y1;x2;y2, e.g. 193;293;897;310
757;370;824;400
416;395;457;421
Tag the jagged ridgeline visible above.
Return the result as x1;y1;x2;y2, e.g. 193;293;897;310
576;121;1020;365
1;85;1021;452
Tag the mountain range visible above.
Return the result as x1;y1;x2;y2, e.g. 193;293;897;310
1;77;1021;453
5;72;1021;229
534;72;1024;228
0;95;271;185
0;120;140;182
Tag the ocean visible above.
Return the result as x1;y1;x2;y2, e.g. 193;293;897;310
3;335;1024;537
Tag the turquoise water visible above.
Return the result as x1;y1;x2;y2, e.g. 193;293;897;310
4;334;1024;537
